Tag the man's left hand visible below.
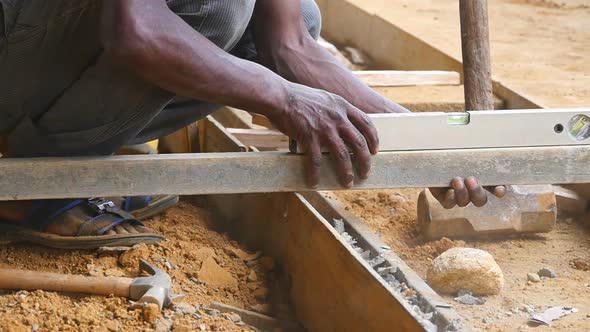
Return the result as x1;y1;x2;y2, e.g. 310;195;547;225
429;177;506;209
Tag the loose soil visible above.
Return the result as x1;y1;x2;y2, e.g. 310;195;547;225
0;199;295;332
335;189;590;331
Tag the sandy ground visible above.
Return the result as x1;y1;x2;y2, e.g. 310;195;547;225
0;199;295;332
335;189;590;331
350;0;589;108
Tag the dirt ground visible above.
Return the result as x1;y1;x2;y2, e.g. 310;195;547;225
354;0;590;108
0;199;295;332
335;189;590;331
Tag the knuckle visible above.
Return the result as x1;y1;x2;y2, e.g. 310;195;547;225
310;156;322;168
337;148;350;161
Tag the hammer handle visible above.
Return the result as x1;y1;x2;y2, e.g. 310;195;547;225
0;268;132;297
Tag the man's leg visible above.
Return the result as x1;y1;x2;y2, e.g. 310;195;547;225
0;0;257;242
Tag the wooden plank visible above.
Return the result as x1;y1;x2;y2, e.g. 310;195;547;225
198;116;246;153
251;113;274;129
373;85;503;112
1;145;590;200
227;128;289;150
354;70;460;87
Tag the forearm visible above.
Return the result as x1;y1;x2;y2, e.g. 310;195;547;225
260;37;409;114
101;1;288;118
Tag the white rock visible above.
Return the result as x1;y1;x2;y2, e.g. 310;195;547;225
427;247;504;295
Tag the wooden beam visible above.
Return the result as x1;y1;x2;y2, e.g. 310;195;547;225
354;70;460;87
226;128;289;150
198;116;246;153
1;145;589;200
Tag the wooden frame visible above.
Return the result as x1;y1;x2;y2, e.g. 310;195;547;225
200;114;445;331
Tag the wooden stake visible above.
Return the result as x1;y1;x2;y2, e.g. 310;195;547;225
459;0;494;111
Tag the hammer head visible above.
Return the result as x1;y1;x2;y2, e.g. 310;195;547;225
129;259;172;310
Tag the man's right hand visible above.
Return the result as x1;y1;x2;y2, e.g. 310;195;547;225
267;83;379;189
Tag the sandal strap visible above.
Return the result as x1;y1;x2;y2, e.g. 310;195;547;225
122;196;152;212
24;198;144;236
24;199;84;231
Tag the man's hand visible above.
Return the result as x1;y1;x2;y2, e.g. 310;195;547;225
430;177;506;209
268;83;379;189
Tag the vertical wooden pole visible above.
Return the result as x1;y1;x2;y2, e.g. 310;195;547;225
459;0;494;111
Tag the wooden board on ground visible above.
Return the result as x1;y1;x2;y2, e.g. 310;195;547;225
375;85;504;112
353;70;460;87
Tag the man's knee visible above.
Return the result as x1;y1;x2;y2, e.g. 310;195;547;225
301;0;322;40
169;0;256;51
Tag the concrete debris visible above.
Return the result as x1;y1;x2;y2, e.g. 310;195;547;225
538;267;557;279
173;303;197;316
222;312;243;324
367;255;386;268
203;308;221;317
360;250;371;260
454;290;486;305
527;273;541;283
333;219;346;234
427;247;504;295
522;304;536;314
530;306;578;326
329;217;455;331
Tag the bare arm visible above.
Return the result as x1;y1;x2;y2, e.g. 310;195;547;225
251;0;409;114
100;0;379;188
101;0;288;117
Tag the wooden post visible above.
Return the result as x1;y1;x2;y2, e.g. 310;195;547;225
459;0;494;111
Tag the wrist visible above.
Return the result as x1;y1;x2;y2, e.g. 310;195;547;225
254;76;293;119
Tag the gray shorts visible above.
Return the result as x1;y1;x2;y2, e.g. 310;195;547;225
0;0;321;157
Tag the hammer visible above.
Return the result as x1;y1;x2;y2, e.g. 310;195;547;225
0;259;171;310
